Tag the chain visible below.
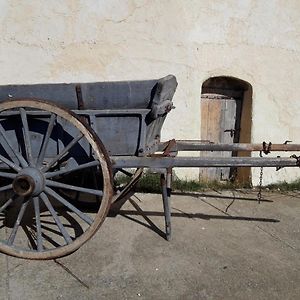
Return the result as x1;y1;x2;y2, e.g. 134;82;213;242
290;154;300;166
257;166;263;204
257;141;269;204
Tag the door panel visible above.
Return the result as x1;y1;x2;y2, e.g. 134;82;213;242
200;94;240;181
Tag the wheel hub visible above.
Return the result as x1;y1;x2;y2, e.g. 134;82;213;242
12;167;45;197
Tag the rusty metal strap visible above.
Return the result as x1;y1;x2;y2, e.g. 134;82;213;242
163;139;177;157
152;139;178;157
262;141;272;155
290;154;300;167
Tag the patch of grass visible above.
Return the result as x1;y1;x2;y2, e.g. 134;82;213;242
171;178;251;192
115;171;300;193
135;173;161;193
115;172;251;194
265;179;300;191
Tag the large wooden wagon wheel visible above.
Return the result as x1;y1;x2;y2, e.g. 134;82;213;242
0;99;113;259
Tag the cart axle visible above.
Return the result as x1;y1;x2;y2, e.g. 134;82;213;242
12;167;45;197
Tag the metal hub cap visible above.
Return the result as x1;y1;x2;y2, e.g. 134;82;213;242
13;167;45;197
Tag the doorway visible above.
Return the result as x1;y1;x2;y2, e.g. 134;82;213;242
200;76;252;183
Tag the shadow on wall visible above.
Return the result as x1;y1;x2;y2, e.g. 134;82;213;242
200;76;253;184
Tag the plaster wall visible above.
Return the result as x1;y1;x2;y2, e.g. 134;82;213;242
0;0;300;184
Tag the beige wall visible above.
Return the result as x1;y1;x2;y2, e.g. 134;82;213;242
1;0;300;184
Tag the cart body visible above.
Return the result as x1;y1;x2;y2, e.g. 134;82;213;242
0;75;177;159
0;74;299;260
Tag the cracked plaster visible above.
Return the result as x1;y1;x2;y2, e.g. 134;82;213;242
0;0;300;182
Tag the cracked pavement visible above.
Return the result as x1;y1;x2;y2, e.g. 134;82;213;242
0;190;299;299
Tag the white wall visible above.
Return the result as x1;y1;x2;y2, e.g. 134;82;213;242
1;0;300;183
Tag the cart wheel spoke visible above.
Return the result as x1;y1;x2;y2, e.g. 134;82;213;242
0;184;12;193
40;193;72;245
0;194;18;214
41;133;83;172
0;172;17;179
45;187;93;225
0;123;28;168
0;199;13;214
33;196;43;251
36;113;56;168
19;108;33;166
0;153;21;172
7;198;29;245
45;160;99;178
45;179;103;196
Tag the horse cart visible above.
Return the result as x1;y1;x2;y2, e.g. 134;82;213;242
0;74;299;260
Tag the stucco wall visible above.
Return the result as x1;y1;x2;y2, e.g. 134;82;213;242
0;0;300;184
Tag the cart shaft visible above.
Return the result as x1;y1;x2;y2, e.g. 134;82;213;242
111;156;299;169
158;140;300;152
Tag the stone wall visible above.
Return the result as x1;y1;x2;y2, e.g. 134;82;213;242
0;0;300;183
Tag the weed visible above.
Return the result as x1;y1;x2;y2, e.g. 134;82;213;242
265;179;300;191
115;171;300;193
115;172;251;194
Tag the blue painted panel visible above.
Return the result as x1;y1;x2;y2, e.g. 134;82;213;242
0;84;78;109
94;115;142;156
80;80;157;110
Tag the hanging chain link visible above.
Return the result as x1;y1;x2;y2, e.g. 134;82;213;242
257;166;263;204
257;141;269;204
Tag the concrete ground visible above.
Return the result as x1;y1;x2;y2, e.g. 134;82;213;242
0;190;299;300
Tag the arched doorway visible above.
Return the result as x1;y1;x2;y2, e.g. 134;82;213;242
200;76;253;183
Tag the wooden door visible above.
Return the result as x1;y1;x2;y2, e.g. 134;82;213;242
200;93;242;181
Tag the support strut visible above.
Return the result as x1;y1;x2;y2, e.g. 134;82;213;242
161;168;172;241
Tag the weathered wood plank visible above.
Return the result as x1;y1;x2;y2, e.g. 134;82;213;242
112;156;300;168
158;142;300;152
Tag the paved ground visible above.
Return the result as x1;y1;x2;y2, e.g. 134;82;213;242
0;190;299;300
